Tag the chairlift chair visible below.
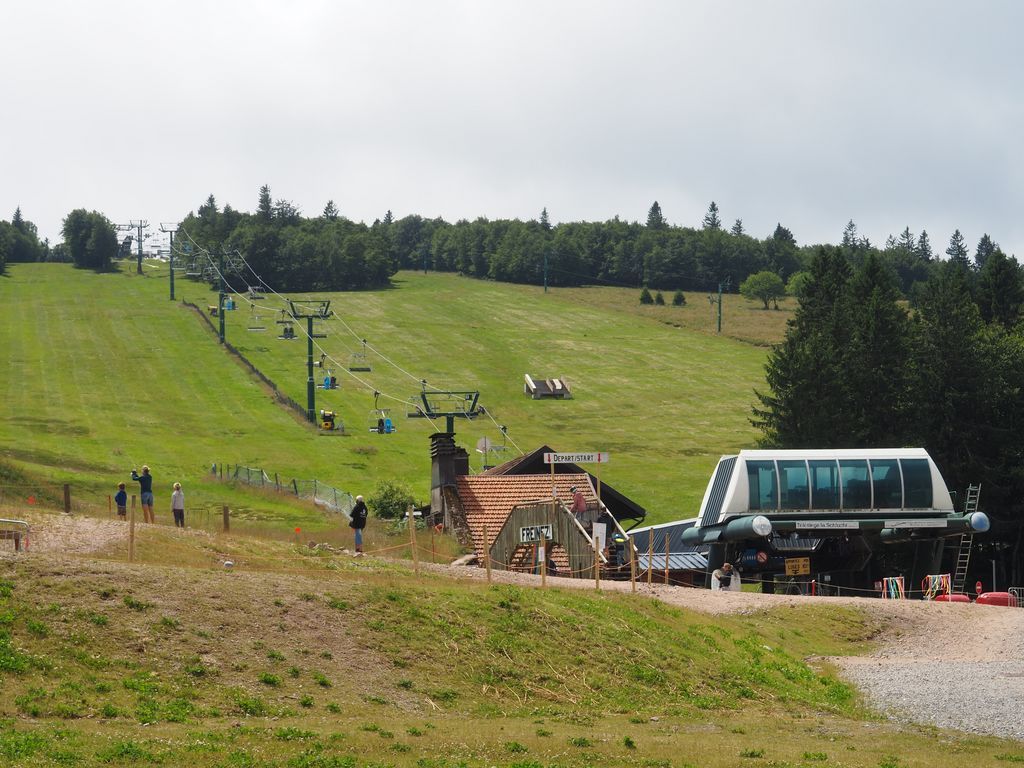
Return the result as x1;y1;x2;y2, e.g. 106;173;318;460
368;392;395;434
277;319;296;340
247;304;266;332
348;339;372;372
319;370;339;390
247;285;266;300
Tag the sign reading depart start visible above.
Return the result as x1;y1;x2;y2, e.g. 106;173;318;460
543;452;610;464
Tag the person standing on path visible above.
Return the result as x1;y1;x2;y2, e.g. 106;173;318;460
711;562;740;591
349;495;368;555
131;466;155;523
171;482;185;528
114;482;128;519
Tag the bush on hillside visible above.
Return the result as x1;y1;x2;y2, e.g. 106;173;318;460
368;480;417;520
639;287;653;305
654;291;665;305
672;289;686;306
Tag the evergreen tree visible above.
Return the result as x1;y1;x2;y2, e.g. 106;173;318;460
539;207;551;231
646;201;666;230
975;233;997;271
654;290;665;305
672;289;686;306
752;247;853;447
842;254;914;445
639;286;653;304
12;206;26;234
257;185;273;221
945;229;970;267
702;201;721;230
841;220;859;249
976;248;1024;328
916;230;934;261
322;200;339;220
730;218;744;236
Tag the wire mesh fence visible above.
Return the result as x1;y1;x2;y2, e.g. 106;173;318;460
220;464;355;518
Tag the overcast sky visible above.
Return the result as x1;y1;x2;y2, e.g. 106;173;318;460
4;1;1023;256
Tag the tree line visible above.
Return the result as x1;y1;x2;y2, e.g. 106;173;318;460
753;246;1024;584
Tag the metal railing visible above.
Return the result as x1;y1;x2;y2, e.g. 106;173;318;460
0;518;30;551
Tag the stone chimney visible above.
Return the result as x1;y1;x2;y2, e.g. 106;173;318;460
430;432;469;515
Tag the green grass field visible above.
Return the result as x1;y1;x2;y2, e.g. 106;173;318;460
0;262;780;527
2;516;1021;768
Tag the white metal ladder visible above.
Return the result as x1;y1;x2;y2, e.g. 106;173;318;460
951;484;981;594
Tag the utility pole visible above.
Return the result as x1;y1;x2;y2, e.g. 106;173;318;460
130;220;150;274
218;250;226;344
707;278;730;334
287;300;333;425
159;223;179;300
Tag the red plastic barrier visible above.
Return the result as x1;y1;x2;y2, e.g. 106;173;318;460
933;594;970;603
975;592;1020;607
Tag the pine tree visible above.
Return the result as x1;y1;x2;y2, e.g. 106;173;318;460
322;200;339;220
730;218;744;236
976;248;1024;328
916;230;934;261
646;201;666;230
257;185;273;221
672;289;686;306
841;220;859;249
975;233;997;271
752;247;853;447
12;206;25;234
639;287;654;304
945;229;970;267
654;291;665;305
539;207;551;231
702;201;721;230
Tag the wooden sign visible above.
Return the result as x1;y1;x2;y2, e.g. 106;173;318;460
520;524;552;543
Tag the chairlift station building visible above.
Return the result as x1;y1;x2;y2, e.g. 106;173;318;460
681;448;989;590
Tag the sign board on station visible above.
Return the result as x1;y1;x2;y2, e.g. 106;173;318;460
543;452;610;464
784;557;811;576
520;524;552;544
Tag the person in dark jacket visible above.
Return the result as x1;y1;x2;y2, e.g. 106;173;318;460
131;466;155;524
114;482;128;519
349;495;368;554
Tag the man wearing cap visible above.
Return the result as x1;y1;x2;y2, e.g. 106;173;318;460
349;495;368;555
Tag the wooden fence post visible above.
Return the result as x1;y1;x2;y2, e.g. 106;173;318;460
129;495;136;563
222;505;230;533
647;535;653;586
409;506;419;575
630;538;637;593
664;532;671;585
539;533;547;588
63;483;71;514
483;524;492;584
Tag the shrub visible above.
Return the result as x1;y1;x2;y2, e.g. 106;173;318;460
672;289;686;306
639;287;654;305
654;291;665;305
368;480;416;520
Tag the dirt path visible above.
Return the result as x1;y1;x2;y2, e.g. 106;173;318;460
7;511;1024;740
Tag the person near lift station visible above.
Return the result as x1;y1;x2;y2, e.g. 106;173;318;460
131;466;155;524
114;482;128;519
711;562;740;591
349;495;368;555
171;482;185;528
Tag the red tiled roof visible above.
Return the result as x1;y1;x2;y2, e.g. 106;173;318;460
456;473;597;557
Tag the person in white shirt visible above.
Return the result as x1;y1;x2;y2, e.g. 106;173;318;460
171;482;185;528
711;562;741;591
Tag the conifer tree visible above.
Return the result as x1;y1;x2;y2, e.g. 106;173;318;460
945;229;970;267
975;233;997;271
730;218;744;236
646;201;666;230
322;200;339;220
702;201;721;230
976;248;1024;328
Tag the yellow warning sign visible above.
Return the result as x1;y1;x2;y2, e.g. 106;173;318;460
785;557;811;576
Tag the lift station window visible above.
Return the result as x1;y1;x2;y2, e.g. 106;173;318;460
869;459;902;509
747;460;778;511
809;459;840;510
900;458;933;508
839;460;871;510
778;460;809;510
